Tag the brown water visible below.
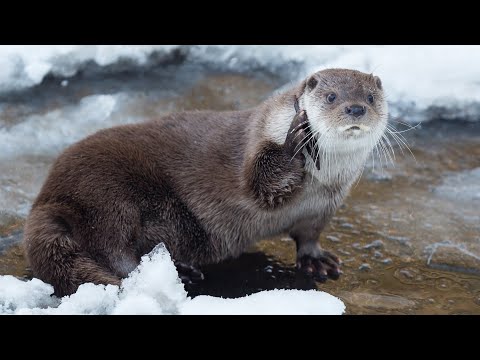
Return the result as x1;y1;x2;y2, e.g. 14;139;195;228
1;69;479;314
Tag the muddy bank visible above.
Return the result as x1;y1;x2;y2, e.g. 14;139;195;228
1;69;479;314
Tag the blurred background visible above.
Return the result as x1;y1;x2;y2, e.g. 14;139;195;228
0;45;479;314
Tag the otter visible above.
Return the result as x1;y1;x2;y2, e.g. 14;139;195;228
23;68;388;296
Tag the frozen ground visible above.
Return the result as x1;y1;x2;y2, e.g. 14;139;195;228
0;244;345;315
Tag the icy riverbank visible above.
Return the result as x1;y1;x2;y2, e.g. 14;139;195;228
1;45;480;123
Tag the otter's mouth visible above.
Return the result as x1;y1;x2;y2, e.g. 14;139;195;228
339;124;371;133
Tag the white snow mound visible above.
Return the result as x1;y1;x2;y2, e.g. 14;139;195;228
0;244;345;315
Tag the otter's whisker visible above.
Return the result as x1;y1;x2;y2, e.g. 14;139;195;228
387;123;421;134
379;137;395;167
374;142;385;173
310;130;327;184
291;123;312;141
316;129;332;176
291;128;318;161
389;118;421;130
382;133;396;162
353;157;367;189
380;135;395;166
370;134;376;172
387;128;417;163
378;140;388;168
389;126;412;147
316;131;330;177
386;128;406;157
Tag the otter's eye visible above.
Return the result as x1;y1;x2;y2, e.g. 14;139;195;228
367;94;374;104
326;93;336;103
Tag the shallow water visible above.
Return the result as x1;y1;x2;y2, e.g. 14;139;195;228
1;65;479;314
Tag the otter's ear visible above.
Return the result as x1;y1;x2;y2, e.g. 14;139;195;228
374;76;382;90
307;76;318;90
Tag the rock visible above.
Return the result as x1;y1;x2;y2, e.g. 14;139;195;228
394;267;425;285
326;235;340;243
264;265;273;273
426;243;480;275
363;240;384;250
358;263;371;271
339;291;416;310
385;235;411;245
399;269;414;279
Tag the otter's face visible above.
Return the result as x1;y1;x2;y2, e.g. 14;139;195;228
301;68;388;153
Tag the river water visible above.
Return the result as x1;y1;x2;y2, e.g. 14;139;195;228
1;59;479;314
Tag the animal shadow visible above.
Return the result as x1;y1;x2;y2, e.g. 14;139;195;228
185;251;317;298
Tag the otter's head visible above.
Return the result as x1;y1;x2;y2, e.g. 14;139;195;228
299;68;388;153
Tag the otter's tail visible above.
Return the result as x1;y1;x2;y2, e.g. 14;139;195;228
23;204;121;297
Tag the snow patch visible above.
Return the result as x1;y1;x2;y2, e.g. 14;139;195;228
181;290;344;315
0;244;345;315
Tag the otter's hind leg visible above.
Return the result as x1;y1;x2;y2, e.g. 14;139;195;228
137;193;213;284
24;204;122;297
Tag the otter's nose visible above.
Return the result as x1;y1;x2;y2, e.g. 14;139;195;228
345;105;366;118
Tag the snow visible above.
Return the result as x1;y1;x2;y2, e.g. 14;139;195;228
180;290;343;315
0;45;479;122
0;45;178;92
0;276;57;313
0;94;118;158
0;244;345;315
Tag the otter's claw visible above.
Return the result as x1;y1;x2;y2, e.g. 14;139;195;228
285;110;309;166
296;250;342;283
288;100;320;170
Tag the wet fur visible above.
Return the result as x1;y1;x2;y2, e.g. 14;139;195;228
24;69;386;296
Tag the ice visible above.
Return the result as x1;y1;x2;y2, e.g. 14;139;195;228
0;244;345;315
0;94;117;159
434;168;480;203
0;45;480;122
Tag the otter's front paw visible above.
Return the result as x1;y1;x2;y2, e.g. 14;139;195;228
296;248;342;283
284;110;309;166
